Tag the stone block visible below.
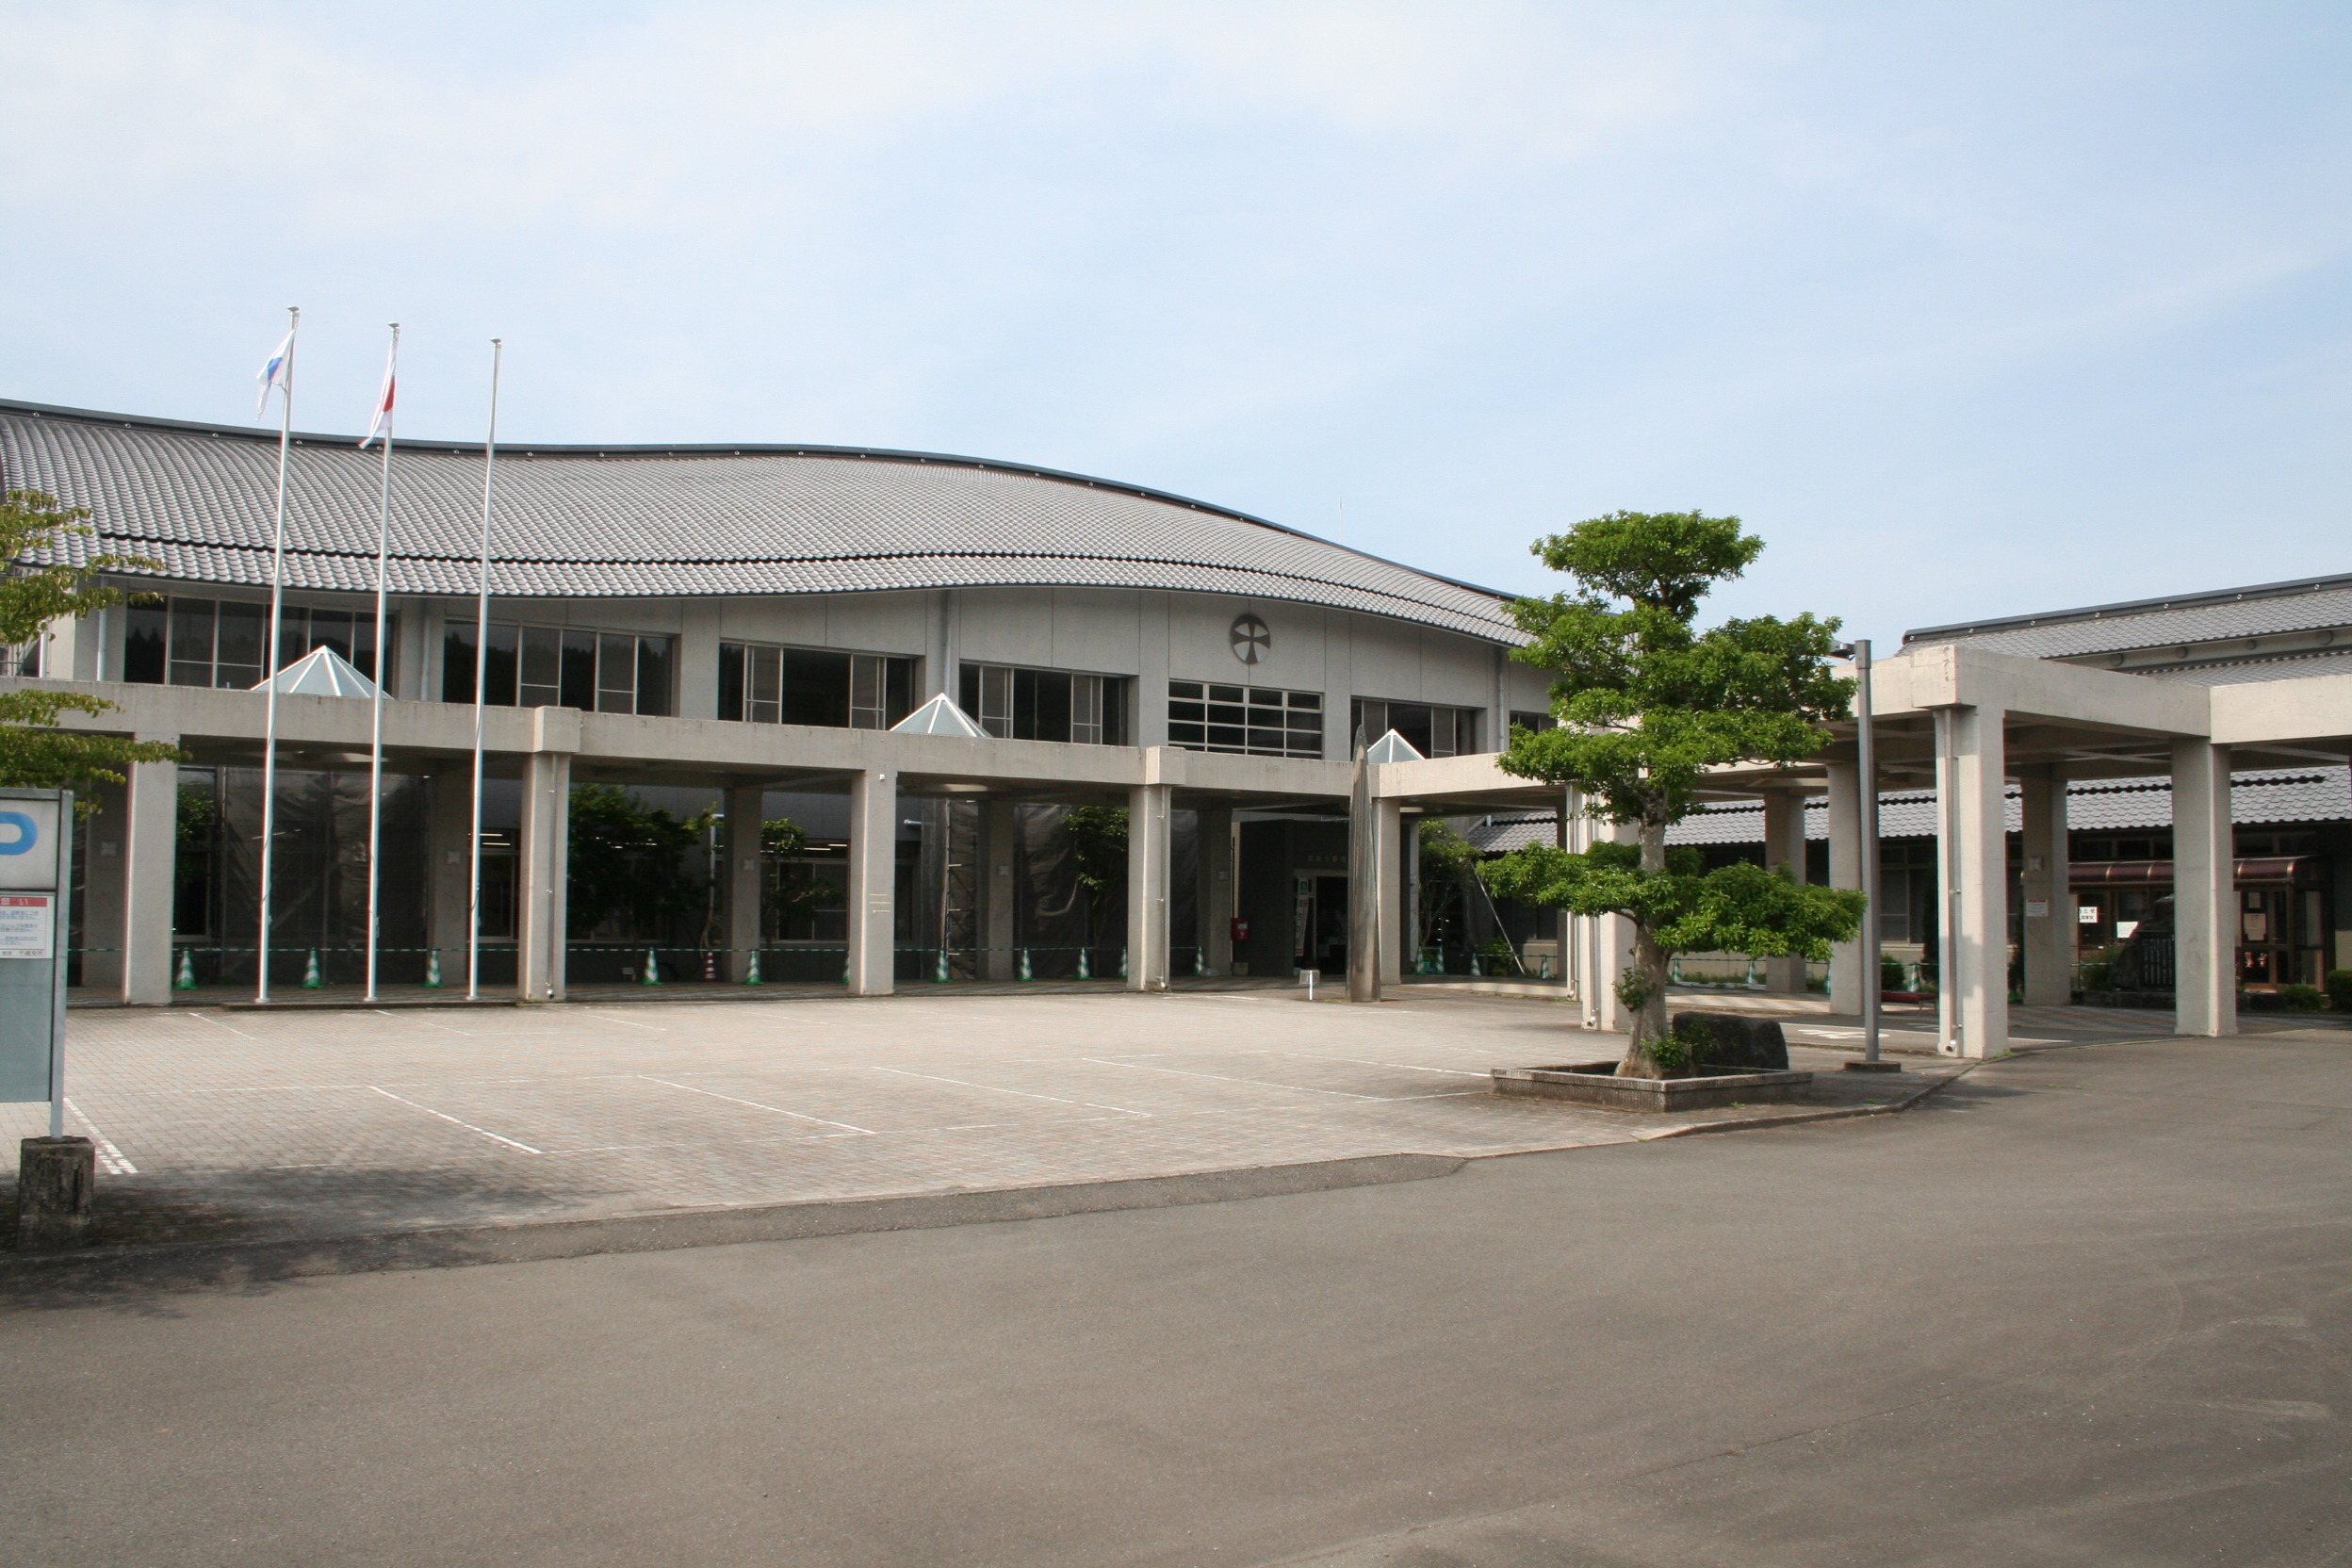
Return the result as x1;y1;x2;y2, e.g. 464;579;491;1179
1669;1011;1789;1071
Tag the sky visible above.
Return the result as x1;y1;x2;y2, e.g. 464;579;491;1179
1;0;2345;645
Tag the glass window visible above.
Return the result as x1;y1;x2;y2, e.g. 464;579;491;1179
718;643;917;730
1352;698;1481;758
959;663;1129;744
1167;679;1321;759
445;620;672;713
128;596;381;690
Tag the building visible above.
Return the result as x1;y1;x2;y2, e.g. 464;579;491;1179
0;397;1566;1002
1472;572;2352;1008
8;396;2350;1055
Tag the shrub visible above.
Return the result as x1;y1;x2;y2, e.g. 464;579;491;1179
2278;983;2328;1013
1880;956;1906;994
2328;970;2352;1012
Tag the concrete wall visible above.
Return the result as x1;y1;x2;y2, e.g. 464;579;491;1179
151;582;1552;753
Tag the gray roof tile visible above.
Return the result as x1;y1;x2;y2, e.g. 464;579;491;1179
1460;766;2351;851
1;402;1524;642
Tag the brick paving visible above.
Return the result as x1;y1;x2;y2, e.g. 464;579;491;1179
2;990;1960;1249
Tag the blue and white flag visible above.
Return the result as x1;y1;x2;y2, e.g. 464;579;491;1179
254;329;294;417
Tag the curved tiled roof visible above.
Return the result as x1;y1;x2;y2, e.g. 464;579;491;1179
0;400;1523;643
1904;575;2352;660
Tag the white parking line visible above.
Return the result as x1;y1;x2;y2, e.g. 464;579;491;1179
587;1012;667;1031
1083;1057;1380;1099
1269;1050;1490;1077
866;1065;1150;1117
177;1011;258;1039
64;1099;137;1174
636;1075;876;1135
366;1086;543;1153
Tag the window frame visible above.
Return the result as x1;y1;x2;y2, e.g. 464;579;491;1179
1167;679;1323;760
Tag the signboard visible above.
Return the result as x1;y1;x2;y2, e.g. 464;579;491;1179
0;895;54;958
0;790;70;1108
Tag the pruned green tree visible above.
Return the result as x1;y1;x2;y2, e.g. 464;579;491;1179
0;490;181;806
1483;510;1866;1076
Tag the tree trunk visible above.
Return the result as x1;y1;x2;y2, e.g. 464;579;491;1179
1617;814;1674;1078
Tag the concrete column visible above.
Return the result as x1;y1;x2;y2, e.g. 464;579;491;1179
2172;741;2237;1037
120;742;178;1004
1584;811;1638;1034
1824;760;1865;1015
847;769;896;995
1375;798;1404;986
1135;595;1170;747
1128;783;1172;990
723;784;765;982
1938;704;2009;1059
1346;763;1379;1004
78;780;128;995
981;799;1017;980
1199;807;1233;977
426;771;472;976
1760;792;1808;993
416;599;449;704
678;601;723;720
515;749;571;1002
2017;769;2073;1006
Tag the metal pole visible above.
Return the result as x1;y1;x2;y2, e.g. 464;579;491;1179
255;306;298;1004
467;339;502;1003
47;791;73;1138
365;323;399;1004
1854;641;1885;1065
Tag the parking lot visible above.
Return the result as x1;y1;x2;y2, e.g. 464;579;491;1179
2;988;1965;1248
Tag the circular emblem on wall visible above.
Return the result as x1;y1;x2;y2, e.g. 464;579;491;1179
1230;612;1270;664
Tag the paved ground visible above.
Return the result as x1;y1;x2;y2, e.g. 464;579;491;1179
3;989;1968;1249
3;1027;2347;1566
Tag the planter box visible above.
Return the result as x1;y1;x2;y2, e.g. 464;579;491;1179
1490;1060;1815;1113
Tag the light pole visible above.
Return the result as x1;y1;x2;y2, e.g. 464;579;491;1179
1837;640;1896;1071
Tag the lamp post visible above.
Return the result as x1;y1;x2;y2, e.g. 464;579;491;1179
1836;640;1894;1071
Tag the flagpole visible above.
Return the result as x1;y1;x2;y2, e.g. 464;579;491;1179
364;323;400;1004
468;339;502;1003
255;305;299;1005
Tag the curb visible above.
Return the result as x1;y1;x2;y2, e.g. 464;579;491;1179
0;1153;1464;1298
1644;1059;1977;1138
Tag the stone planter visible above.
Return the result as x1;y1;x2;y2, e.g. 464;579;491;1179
1491;1059;1814;1113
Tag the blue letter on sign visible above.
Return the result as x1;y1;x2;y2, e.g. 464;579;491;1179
0;813;36;855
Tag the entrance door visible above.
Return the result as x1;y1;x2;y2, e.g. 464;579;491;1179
1291;874;1350;975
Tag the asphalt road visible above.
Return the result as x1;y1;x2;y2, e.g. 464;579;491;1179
4;1031;2347;1567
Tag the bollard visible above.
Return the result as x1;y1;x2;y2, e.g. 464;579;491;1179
641;949;662;986
423;948;443;988
1018;949;1032;981
173;948;197;990
1076;947;1090;980
935;948;950;984
1119;948;1129;980
302;948;324;988
743;950;761;986
18;1136;94;1250
702;950;718;983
